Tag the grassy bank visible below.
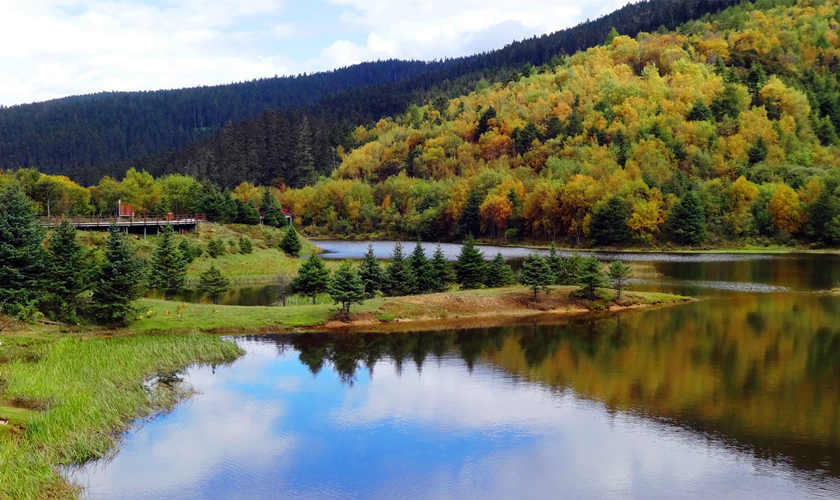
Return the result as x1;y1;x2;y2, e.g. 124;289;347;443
129;286;690;335
0;331;242;499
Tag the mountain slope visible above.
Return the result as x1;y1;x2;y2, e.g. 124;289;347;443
0;0;742;184
277;0;840;246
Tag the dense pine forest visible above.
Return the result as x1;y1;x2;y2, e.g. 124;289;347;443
0;0;741;186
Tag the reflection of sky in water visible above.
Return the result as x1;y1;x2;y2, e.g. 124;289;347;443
68;338;838;500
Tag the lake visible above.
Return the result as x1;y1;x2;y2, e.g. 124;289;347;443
67;245;840;499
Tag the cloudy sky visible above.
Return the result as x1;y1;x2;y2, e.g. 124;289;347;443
0;0;629;106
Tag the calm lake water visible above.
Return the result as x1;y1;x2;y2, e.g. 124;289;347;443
67;244;840;499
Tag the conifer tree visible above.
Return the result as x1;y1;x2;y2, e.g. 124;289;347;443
207;238;226;258
292;254;330;304
90;225;144;325
578;257;606;300
179;239;202;263
385;242;416;296
235;199;261;225
198;265;231;304
409;241;434;294
239;236;253;254
545;243;563;284
520;254;552;301
455;236;486;289
430;245;454;292
261;189;284;227
590;197;632;246
555;254;584;285
485;253;514;288
44;221;91;323
0;183;46;317
665;191;707;245
358;244;385;298
329;261;366;317
458;189;483;237
149;225;187;299
280;226;302;256
608;260;632;300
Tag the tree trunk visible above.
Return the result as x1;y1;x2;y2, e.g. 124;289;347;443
312;295;316;305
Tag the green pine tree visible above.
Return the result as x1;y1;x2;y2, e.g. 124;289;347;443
555;254;584;285
430;245;454;292
665;191;707;245
280;226;302;256
578;257;607;300
179;239;203;263
485;253;514;288
292;254;331;304
458;188;483;237
0;183;46;318
409;242;434;294
455;236;486;289
686;99;713;121
206;238;226;258
520;254;552;301
608;260;632;300
198;265;231;304
358;244;385;298
44;221;92;323
590;197;632;246
545;243;563;284
261;189;284;227
385;242;416;296
329;261;367;317
90;225;144;325
149;225;187;299
239;236;253;254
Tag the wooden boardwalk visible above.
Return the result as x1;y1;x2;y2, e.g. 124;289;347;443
40;214;206;230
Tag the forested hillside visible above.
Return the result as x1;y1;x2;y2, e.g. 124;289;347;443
0;0;741;185
277;0;840;247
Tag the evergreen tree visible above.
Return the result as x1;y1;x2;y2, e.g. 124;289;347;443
665;191;707;245
578;257;606;299
430;245;454;292
292;255;331;304
458;188;483;237
409;242;434;294
505;188;524;242
748;137;767;165
207;238;226;258
261;189;284;227
545;244;563;284
555;254;585;285
239;236;253;254
590;197;632;246
90;225;144;325
329;261;366;317
475;106;497;138
605;26;619;44
455;236;486;289
358;244;385;298
197;265;231;304
179;239;203;263
385;242;416;296
520;254;552;301
686;99;713;121
44;221;91;323
236;200;261;225
485;253;514;288
280;226;302;256
0;184;46;318
148;225;187;299
608;260;632;300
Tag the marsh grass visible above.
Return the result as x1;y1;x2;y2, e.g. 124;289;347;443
0;333;242;499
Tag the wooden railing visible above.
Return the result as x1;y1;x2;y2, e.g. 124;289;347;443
39;214;208;227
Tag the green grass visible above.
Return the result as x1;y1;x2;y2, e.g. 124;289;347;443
0;332;242;499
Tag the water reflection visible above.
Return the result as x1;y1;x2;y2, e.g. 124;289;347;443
69;292;840;499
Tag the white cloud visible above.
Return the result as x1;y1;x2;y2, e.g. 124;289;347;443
0;0;630;106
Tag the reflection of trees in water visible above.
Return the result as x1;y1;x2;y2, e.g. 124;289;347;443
254;293;840;477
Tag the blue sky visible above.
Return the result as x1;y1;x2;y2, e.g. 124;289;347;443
0;0;629;106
